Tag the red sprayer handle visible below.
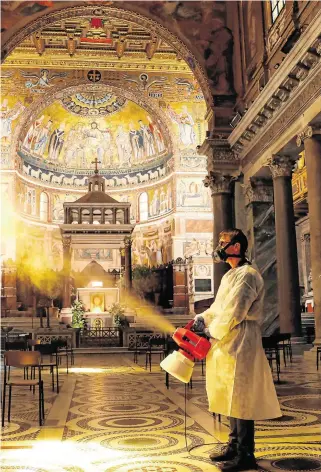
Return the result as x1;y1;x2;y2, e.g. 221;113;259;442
184;320;195;330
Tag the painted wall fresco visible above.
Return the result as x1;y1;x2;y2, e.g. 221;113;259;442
165;102;206;149
74;249;113;261
176;177;211;209
132;218;174;267
52;193;78;222
0;96;25;167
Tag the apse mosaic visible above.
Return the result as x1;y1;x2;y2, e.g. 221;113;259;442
19;99;168;172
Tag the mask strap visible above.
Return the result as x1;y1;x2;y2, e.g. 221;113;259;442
223;241;242;259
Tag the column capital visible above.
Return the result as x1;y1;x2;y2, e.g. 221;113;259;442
267;155;295;179
296;124;321;147
243;177;274;206
198;137;240;173
124;236;132;248
203;172;237;196
62;235;71;250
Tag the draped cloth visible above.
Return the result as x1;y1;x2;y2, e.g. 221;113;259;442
200;264;282;420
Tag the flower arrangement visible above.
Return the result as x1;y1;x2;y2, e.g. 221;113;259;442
108;303;128;328
71;300;87;329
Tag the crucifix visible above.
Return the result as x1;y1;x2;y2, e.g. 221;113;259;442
91;157;101;174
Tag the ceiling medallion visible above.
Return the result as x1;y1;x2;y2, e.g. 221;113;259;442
87;70;101;82
60;92;126;117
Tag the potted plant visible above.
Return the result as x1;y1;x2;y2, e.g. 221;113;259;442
108;303;128;346
71;300;87;347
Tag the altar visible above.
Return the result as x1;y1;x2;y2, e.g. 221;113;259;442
77;288;120;328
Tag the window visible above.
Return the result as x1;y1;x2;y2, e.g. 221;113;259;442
39;192;48;221
271;0;285;23
139;192;148;221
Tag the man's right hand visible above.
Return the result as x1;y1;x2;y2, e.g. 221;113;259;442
192;316;205;333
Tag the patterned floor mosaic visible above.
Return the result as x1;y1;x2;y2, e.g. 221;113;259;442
1;349;321;471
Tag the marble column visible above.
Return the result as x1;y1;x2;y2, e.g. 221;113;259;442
244;178;277;334
203;172;235;296
124;236;132;291
300;233;311;295
62;235;72;308
297;126;321;343
269;155;301;335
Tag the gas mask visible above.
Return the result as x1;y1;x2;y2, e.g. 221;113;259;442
213;240;242;264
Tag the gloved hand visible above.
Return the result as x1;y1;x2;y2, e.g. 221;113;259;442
204;327;214;339
192;316;205;333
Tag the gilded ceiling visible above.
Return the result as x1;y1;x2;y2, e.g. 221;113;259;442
1;7;208;188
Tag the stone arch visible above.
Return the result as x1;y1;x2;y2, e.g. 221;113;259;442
1;3;213;109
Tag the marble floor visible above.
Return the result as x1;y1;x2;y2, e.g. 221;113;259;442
1;348;320;472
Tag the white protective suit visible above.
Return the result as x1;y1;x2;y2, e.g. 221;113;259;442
199;264;282;420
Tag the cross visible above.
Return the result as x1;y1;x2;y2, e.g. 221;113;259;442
88;70;101;82
91;157;101;174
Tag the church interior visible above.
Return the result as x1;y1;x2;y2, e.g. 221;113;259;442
0;1;321;471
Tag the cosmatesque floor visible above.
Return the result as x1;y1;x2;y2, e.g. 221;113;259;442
0;349;320;472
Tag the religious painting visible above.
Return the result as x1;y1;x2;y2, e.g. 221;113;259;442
20;69;67;93
243;0;264;67
19;97;167;171
1;96;25;145
74;249;113;261
147;181;173;219
52;193;78;222
90;293;105;313
15;181;37;216
1;94;26;168
176;177;210;209
166;103;196;148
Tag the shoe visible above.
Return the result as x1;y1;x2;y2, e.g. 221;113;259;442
220;453;258;472
209;444;237;462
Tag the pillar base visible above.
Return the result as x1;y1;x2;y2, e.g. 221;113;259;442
60;307;72;325
303;338;321;361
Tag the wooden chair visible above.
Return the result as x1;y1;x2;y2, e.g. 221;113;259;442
51;339;74;374
262;337;281;383
2;351;44;427
131;332;153;364
145;335;166;372
35;344;59;393
5;340;27;351
276;333;292;366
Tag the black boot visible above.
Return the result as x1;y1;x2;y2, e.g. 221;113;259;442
221;450;258;471
209;443;237;462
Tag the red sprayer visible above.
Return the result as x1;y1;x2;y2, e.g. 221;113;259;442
160;320;211;383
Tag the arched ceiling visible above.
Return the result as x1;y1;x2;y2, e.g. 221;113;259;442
1;7;209;188
18;84;173;175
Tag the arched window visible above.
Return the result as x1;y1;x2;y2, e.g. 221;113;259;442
271;0;285;23
139;192;148;221
40;192;49;222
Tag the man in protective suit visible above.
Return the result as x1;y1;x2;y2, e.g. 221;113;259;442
194;228;281;471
